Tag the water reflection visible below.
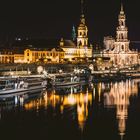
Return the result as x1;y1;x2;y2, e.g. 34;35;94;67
24;85;93;130
104;80;138;139
0;79;139;140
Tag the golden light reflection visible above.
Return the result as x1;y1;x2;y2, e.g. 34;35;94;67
104;79;138;139
23;79;139;136
24;86;93;130
98;83;102;102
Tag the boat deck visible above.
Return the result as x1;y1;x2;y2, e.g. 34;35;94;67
0;86;46;98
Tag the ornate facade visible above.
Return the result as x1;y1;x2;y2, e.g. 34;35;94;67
77;14;88;47
0;53;14;63
77;13;92;58
0;0;92;64
24;47;65;63
103;4;139;68
60;0;92;61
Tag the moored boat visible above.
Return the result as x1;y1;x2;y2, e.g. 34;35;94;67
0;77;48;99
52;71;92;87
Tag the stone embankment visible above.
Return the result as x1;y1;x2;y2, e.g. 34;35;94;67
0;63;89;76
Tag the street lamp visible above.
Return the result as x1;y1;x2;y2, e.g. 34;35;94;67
28;71;31;75
10;72;14;77
37;66;43;74
59;69;63;74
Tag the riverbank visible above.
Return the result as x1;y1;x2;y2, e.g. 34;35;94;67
0;63;89;75
92;72;140;83
0;63;140;82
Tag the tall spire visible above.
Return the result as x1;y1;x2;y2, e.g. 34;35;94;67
120;2;124;14
80;0;85;25
121;3;123;12
77;0;88;47
72;25;76;41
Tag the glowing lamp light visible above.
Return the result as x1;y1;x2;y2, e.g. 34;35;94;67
74;68;77;73
10;72;14;76
59;69;63;73
37;66;43;74
28;71;31;75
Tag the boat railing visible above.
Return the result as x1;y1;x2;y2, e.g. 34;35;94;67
0;79;16;91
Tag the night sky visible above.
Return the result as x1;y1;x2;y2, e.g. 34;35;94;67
0;0;139;45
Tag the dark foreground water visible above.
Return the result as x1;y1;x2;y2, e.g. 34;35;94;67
0;79;140;140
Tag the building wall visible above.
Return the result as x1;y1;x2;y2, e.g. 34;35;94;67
14;54;24;63
104;36;115;50
103;4;139;68
24;49;65;63
103;52;138;67
61;47;92;61
0;54;14;63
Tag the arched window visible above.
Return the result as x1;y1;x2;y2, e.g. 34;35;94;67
121;21;124;26
122;45;124;51
79;41;82;46
119;34;121;39
121;33;123;39
84;40;86;45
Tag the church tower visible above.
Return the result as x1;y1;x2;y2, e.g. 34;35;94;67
77;0;88;48
103;2;138;67
115;3;130;52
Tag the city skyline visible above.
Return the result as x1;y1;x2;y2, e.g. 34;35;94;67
0;0;139;44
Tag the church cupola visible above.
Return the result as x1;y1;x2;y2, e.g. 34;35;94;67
80;14;85;25
77;0;88;47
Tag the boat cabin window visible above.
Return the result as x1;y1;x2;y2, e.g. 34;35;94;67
0;81;7;85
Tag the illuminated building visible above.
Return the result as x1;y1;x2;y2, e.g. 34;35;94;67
76;8;92;59
103;4;139;68
0;0;92;64
0;50;24;64
24;47;65;63
14;54;25;63
103;36;115;51
59;0;92;62
0;52;14;63
94;57;111;70
59;38;78;62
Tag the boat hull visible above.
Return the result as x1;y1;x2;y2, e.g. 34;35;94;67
0;86;46;99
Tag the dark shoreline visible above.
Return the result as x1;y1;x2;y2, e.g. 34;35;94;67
92;73;140;83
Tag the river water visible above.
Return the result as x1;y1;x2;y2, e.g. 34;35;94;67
0;79;140;140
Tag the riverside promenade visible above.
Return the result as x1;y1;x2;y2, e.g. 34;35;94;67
0;63;140;80
0;63;89;75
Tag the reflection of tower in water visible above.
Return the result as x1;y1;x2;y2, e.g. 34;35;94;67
77;89;90;131
104;80;138;139
35;86;92;131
